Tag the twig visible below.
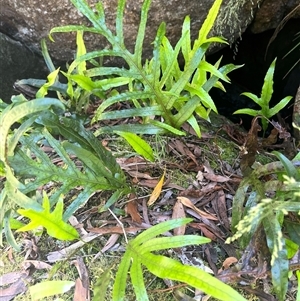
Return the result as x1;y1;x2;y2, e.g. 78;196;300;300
108;208;128;244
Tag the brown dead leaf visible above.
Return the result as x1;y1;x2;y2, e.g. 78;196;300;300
189;222;217;241
240;117;261;175
73;257;90;301
23;260;52;270
172;200;186;236
262;128;278;146
211;190;230;230
74;278;87;301
0;271;31;301
190;221;225;241
0;272;26;286
148;169;165;206
203;173;230;183
101;234;120;253
47;233;101;262
87;226;144;235
269;119;291;140
126;195;142;224
222;123;246;144
138;178;160;188
177;197;218;221
169;139;198;166
220;257;238;271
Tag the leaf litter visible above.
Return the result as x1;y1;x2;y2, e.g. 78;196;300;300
1;113;299;300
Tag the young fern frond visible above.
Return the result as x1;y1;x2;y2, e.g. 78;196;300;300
48;0;240;137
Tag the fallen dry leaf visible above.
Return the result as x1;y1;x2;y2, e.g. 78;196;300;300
203;173;230;183
240;117;261;175
126;195;142;224
101;233;120;253
177;196;218;221
221;257;238;270
73;257;90;301
211;190;230;230
47;233;101;262
148;169;165;206
74;278;88;301
0;271;31;301
23;260;52;270
172;200;186;236
190;223;217;241
87;226;143;235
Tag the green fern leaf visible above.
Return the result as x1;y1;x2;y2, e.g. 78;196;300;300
17;192;79;241
9;115;128;219
114;131;155;162
113;218;247;301
134;0;152;67
143;253;246;301
196;0;223;47
263;214;289;301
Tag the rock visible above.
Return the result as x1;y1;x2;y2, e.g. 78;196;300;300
0;0;261;62
250;1;300;33
0;32;47;102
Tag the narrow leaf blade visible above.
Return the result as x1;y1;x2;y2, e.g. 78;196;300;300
114;131;154;162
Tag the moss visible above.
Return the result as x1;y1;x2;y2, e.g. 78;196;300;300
213;0;263;44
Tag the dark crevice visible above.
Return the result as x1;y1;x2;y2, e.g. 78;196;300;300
207;18;300;133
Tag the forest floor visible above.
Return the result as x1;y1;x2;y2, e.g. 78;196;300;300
1;110;299;301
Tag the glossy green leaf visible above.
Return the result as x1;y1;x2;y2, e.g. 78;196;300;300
29;280;75;300
196;0;223;47
167;44;208;109
173;96;200;127
41;39;56;72
115;0;125;47
268;96;293;118
76;30;87;73
139;235;210;253
263;215;289;301
149;120;186;136
130;257;148;301
17;193;79;241
132;218;193;246
100;106;163;121
261;58;276;105
114;131;154;161
273;151;300;180
95;123;167;136
285;238;299;259
143;253;246;301
3;209;21;251
93;91;155;122
0;97;64;161
181;16;191;62
134;0;151;67
233;108;260;116
113;250;132;301
36;68;60;98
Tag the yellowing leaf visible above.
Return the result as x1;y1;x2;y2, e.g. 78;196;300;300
147;169;165;206
17;192;79;241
